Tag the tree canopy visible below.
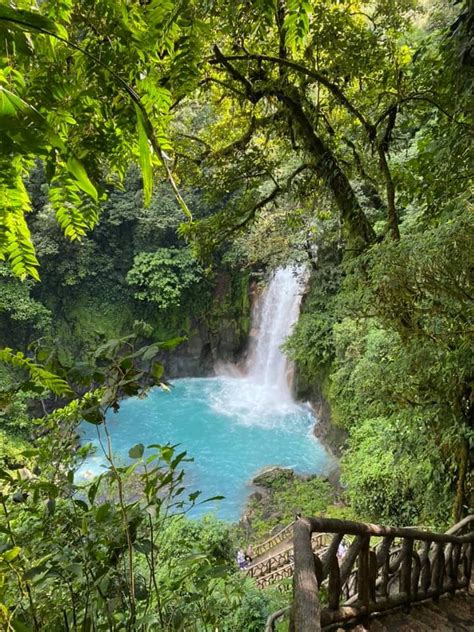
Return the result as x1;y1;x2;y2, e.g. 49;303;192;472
2;0;471;279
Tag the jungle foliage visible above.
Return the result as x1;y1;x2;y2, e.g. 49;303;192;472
0;0;473;630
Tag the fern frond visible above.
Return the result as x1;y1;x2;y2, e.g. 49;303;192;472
0;158;39;280
0;347;73;396
284;0;312;52
49;166;100;240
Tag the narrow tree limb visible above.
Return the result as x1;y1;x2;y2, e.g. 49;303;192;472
199;76;248;99
219;163;312;240
264;607;290;632
212;45;263;103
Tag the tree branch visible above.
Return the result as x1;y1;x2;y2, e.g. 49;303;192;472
199;76;247;99
211;45;263;103
209;113;284;161
220;164;312;240
210;50;376;137
375;94;473;128
377;105;400;240
274;88;375;247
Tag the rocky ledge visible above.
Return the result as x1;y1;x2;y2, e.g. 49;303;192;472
241;466;340;539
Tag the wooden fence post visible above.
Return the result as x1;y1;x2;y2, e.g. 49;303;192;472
358;535;370;627
292;519;321;632
400;538;413;604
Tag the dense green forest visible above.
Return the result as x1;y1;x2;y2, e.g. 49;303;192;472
0;0;472;629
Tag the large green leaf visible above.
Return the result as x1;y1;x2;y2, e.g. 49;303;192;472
11;620;33;632
134;104;153;206
129;443;145;459
0;5;68;39
151;362;164;380
0;85;26;116
2;545;21;562
66;157;98;203
0;348;72;396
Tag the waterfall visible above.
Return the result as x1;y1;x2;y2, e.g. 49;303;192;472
211;265;307;422
247;266;305;402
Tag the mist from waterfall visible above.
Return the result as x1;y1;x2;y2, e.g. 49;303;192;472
78;265;329;520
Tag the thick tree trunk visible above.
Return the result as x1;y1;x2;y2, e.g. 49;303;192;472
210;48;375;251
277;90;376;251
377;146;400;240
453;438;469;522
377;105;400;240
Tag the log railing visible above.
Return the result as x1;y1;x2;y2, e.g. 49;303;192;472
246;544;294;580
252;521;296;558
291;515;473;632
247;533;329;581
247;533;330;588
257;562;295;588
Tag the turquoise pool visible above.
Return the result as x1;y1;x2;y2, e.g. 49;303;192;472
78;376;330;521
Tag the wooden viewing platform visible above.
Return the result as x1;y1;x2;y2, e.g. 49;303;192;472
260;514;473;631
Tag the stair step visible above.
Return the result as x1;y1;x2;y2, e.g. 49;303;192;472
335;593;474;632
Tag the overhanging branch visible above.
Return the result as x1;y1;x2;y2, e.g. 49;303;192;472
220;163;313;240
0;13;192;218
210;50;375;137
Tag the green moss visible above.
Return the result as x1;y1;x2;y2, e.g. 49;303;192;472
151;308;193;342
248;474;336;540
51;290;135;362
198;269;251;348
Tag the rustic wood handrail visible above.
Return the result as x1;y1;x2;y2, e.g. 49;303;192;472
256;561;295;588
246;543;294;580
304;516;474;544
252;520;296;557
246;534;330;587
291;515;474;632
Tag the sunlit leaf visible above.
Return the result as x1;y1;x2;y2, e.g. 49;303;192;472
135;104;153;206
129;443;145;459
66;157;98;203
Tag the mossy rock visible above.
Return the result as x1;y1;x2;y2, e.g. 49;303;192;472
252;467;295;490
245;471;336;540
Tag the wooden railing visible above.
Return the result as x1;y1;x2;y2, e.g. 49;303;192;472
291;515;474;632
247;533;330;589
257;562;295;588
252;521;296;558
247;543;294;580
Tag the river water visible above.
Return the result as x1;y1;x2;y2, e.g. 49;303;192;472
78;267;330;520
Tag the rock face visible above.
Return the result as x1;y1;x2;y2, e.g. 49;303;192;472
311;396;346;460
161;271;252;378
294;370;347;460
242;467;297;533
252;466;295;489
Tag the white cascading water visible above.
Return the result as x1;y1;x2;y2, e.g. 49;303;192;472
246;266;305;403
212;265;308;423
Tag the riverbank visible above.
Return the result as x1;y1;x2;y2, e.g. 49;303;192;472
240;465;348;542
311;396;347;461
